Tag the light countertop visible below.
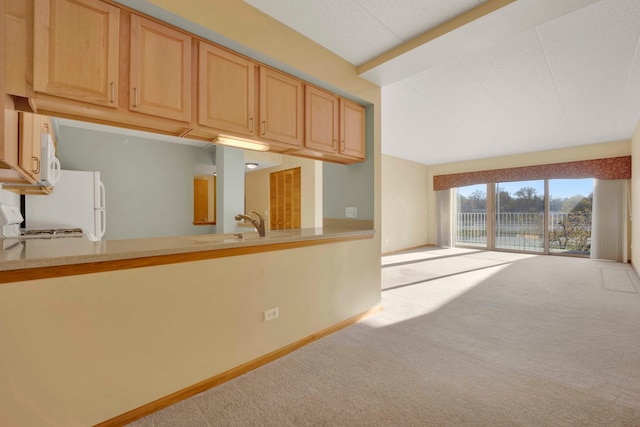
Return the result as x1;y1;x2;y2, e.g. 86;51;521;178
0;227;376;272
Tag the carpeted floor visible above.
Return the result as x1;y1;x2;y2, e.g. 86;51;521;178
129;248;640;426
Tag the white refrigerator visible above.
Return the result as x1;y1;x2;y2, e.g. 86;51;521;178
26;170;106;240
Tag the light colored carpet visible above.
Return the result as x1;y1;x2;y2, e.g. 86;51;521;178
129;248;640;426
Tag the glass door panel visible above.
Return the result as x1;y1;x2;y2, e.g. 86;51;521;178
495;180;544;252
456;184;487;247
548;178;593;256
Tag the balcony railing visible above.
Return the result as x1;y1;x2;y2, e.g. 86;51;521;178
456;212;592;254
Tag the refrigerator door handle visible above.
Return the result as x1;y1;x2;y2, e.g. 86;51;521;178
96;209;106;240
51;157;62;185
98;181;106;210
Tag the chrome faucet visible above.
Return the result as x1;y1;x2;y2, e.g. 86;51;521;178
234;210;265;237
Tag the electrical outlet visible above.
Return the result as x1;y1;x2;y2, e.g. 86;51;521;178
345;207;357;218
263;307;279;322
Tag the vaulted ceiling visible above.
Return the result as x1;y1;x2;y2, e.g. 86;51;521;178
244;0;640;165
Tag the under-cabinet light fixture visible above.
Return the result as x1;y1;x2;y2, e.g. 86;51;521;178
213;136;270;152
245;163;259;169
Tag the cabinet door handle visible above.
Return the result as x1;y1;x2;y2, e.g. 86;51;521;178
133;87;138;107
340;140;345;152
250;117;254;133
333;139;338;152
32;156;40;174
261;121;266;136
110;82;115;103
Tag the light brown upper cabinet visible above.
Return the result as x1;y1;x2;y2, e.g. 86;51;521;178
259;67;303;148
0;111;52;193
304;85;339;154
0;107;24;182
130;15;192;122
339;99;366;160
33;0;120;107
198;42;256;136
15;0;367;164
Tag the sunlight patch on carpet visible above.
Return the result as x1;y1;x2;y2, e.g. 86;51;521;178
374;263;512;327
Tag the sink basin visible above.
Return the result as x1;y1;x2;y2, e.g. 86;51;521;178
184;232;288;244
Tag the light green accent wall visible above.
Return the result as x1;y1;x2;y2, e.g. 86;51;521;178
323;105;375;220
55;127;217;240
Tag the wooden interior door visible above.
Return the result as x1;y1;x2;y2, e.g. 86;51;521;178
270;167;301;230
193;178;208;223
33;0;120;107
193;176;215;224
130;15;191;122
198;41;255;135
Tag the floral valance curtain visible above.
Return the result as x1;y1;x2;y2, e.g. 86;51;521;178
433;156;631;191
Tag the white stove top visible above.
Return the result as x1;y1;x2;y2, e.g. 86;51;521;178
20;228;85;239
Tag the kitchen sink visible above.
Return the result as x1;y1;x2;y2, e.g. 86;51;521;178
184;231;289;244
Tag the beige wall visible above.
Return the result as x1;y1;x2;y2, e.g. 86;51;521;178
381;154;429;253
0;0;382;425
426;140;631;244
0;240;380;426
245;156;323;229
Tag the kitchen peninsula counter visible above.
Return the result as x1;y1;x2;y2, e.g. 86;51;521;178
0;226;375;283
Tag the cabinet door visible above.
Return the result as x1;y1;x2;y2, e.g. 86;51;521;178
130;15;191;122
33;0;119;107
259;67;303;148
304;85;339;154
198;42;255;135
339;99;366;159
17;112;41;182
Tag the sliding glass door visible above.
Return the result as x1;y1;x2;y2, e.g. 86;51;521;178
495;180;545;252
454;178;594;256
548;179;593;256
456;184;487;248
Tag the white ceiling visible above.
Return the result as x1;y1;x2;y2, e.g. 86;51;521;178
244;0;640;165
